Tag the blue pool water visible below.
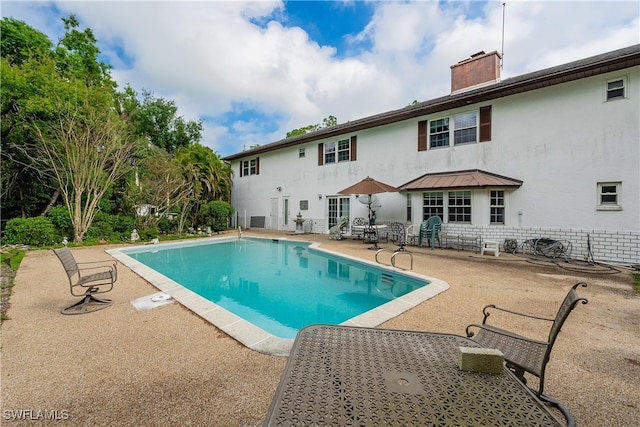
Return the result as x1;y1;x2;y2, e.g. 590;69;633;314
122;238;429;339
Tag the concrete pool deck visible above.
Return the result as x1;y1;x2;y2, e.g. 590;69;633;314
1;229;639;426
107;237;449;356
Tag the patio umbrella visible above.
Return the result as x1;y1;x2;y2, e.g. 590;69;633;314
338;176;399;224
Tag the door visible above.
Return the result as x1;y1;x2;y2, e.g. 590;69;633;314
327;196;351;231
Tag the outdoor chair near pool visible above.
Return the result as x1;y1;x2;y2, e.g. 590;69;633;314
465;282;589;426
388;222;408;251
351;217;367;239
53;247;117;315
417;216;442;249
328;216;349;240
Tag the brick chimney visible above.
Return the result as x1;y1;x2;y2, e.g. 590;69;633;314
450;50;501;93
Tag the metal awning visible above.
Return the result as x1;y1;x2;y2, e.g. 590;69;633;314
399;169;523;191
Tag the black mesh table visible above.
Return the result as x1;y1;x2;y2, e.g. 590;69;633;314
264;325;563;426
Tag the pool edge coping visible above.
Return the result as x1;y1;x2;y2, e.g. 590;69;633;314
107;236;450;357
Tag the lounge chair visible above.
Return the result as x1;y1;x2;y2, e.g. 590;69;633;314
328;216;349;240
53;247;117;315
465;282;588;426
417;216;442;248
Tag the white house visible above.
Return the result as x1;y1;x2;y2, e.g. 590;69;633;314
223;45;640;266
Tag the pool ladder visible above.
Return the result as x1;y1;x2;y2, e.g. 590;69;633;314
375;248;413;271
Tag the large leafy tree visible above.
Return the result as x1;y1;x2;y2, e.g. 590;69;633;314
1;16;135;242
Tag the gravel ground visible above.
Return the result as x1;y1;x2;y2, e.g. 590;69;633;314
1;230;638;426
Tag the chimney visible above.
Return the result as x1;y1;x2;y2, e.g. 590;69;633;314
450;50;501;93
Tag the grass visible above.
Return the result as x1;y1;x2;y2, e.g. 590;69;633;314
633;272;640;293
0;249;26;321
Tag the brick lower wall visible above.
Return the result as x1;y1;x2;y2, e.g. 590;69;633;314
440;224;639;266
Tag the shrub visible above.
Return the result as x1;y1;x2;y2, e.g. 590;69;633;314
1;217;56;246
139;227;159;240
46;205;73;240
201;201;234;231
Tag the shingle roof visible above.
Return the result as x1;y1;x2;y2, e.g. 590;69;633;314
399;170;523;191
223;44;640;161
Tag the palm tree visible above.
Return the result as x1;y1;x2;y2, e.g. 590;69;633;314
175;143;233;227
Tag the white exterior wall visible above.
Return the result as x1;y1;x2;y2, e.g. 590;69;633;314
229;66;640;265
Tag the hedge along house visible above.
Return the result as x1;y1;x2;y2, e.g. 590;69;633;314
223;45;640;266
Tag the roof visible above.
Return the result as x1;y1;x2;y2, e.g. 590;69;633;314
223;44;640;161
398;170;523;191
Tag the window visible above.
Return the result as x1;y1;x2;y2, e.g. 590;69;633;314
453;112;477;145
337;139;350;161
318;136;357;165
324;142;336;164
429;118;449;148
597;182;622;210
448;191;471;223
606;78;626;101
406;195;412;222
299;148;305;158
490;190;504;224
240;158;259;176
423;192;443;220
428;111;479;149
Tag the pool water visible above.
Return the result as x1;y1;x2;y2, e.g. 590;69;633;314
122;238;429;339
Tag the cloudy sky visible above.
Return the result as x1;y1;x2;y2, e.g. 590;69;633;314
3;1;639;156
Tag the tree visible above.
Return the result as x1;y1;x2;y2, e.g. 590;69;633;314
32;95;137;242
127;146;192;230
286;115;337;138
1;16;116;220
175;144;233;228
127;89;203;154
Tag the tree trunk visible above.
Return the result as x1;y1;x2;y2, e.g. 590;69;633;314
40;190;60;216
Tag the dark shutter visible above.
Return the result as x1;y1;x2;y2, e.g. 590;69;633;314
418;120;428;151
256;157;260;175
350;136;357;161
479;106;492;142
239;161;243;177
318;143;324;166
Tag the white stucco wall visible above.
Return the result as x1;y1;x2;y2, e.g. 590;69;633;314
229;66;639;265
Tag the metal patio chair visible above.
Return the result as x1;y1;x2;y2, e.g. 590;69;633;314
466;282;588;426
388;222;408;251
53;247;117;315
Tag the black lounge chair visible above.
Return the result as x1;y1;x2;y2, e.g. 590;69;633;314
466;282;588;427
53;247;117;315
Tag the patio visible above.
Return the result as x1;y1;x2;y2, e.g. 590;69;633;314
1;229;638;426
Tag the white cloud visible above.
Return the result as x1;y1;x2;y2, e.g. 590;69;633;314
2;0;638;155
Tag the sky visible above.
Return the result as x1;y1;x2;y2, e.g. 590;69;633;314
2;1;639;157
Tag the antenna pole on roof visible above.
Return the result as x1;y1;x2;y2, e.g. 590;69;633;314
501;2;506;70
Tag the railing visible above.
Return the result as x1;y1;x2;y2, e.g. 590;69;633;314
375;248;413;271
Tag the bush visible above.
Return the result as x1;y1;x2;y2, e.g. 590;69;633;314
1;217;56;246
86;212;136;242
201;200;234;231
139;227;158;240
46;205;73;241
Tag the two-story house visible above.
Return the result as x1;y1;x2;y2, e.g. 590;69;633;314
223;45;640;265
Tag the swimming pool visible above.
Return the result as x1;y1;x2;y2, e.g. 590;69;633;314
108;237;449;355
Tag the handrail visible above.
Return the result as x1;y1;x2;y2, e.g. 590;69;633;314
375;248;413;271
391;251;413;271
